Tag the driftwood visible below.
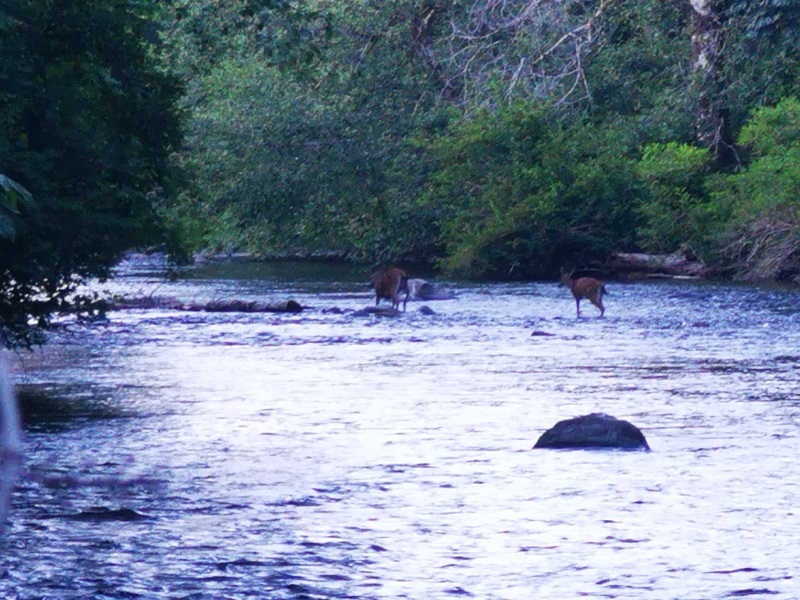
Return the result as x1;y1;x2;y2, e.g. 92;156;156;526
201;299;302;313
109;296;185;310
606;249;708;279
110;297;303;313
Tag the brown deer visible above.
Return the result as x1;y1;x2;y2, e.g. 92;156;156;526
558;269;608;317
371;267;410;311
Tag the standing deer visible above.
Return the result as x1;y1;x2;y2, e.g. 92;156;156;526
371;267;410;311
558;269;608;317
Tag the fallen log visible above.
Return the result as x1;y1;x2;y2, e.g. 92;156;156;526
200;299;303;313
109;296;185;310
607;249;708;279
110;297;303;313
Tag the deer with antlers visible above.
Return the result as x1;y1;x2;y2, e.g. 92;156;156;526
559;269;608;317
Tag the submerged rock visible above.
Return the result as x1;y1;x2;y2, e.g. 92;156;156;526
352;306;403;318
533;413;650;451
64;507;150;522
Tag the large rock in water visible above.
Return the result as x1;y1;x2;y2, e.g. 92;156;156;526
407;279;457;301
533;413;650;451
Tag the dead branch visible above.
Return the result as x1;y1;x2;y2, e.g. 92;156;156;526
438;0;614;106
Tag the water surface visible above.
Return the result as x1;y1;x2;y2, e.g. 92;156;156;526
3;256;800;599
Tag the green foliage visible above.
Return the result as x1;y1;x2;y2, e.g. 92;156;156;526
710;98;800;280
0;174;34;239
162;0;444;263
0;0;183;348
721;1;800;133
177;57;365;254
587;1;694;141
158;0;714;277
421;104;643;279
724;0;800;40
736;96;800;157
636;142;713;253
155;0;800;284
157;0;332;81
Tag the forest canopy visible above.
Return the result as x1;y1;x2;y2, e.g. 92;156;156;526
156;0;800;279
2;0;800;347
0;0;182;347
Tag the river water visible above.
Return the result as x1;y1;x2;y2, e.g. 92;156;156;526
2;255;800;599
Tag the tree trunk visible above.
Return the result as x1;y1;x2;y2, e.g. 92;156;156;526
689;0;735;167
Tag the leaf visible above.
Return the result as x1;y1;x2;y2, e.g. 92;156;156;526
0;174;34;239
0;214;15;239
0;174;34;214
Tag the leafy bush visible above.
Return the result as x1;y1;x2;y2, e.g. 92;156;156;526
711;98;800;280
420;103;643;279
636;142;713;253
0;0;182;348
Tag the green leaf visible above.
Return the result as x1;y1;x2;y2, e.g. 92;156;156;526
0;174;34;215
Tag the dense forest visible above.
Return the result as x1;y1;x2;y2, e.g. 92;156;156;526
2;0;800;346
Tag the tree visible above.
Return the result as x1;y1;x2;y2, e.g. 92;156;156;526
636;142;713;253
420;103;643;279
154;0;800;283
688;0;731;164
712;98;800;280
0;0;183;348
159;0;446;262
685;0;800;166
437;0;616;108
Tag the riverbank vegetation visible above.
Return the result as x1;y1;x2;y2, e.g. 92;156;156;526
154;0;800;281
0;1;182;347
2;0;800;346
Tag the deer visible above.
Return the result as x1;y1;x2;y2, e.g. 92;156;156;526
558;269;608;317
370;267;410;311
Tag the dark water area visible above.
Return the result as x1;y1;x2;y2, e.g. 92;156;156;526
2;255;800;599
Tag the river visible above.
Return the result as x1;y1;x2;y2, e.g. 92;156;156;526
1;255;799;599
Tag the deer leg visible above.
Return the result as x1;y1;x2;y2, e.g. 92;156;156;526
590;296;605;317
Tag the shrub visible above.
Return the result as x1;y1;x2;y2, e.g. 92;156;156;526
420;103;643;279
636;142;713;253
712;98;800;280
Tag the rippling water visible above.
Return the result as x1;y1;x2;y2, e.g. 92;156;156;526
2;255;800;599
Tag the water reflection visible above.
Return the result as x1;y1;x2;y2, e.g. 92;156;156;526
2;257;800;598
